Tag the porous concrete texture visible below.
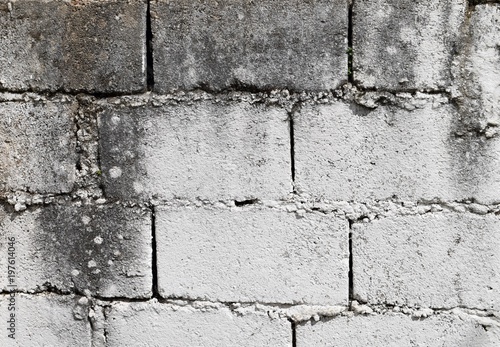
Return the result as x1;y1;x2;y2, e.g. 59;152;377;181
151;0;348;92
0;0;146;93
104;300;291;347
0;96;77;194
353;0;466;90
353;213;500;310
0;294;92;347
98;98;291;202
297;312;500;347
0;203;152;298
156;206;349;305
294;99;500;204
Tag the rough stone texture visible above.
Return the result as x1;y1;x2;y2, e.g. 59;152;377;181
0;204;152;298
0;98;77;194
353;213;500;310
453;4;500;138
297;313;500;347
156;207;348;305
99;101;291;202
353;0;466;90
0;294;92;346
104;301;291;347
151;0;348;92
0;0;146;93
294;100;500;204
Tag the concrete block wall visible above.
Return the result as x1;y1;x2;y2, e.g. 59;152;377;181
0;0;499;346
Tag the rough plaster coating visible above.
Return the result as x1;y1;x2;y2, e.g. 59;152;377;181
353;213;500;310
353;0;466;90
0;204;152;298
0;97;77;194
0;294;91;347
104;300;291;347
297;313;500;347
0;0;146;93
156;207;349;305
151;0;348;92
294;100;500;204
99;100;291;202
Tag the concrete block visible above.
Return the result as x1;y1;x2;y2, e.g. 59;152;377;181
151;0;348;92
0;0;146;93
99;101;291;201
0;204;152;298
0;98;77;194
105;301;291;347
294;101;500;204
353;213;500;310
297;313;499;347
0;294;92;347
353;0;466;90
156;207;349;305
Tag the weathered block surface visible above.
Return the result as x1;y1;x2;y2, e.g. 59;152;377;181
353;213;500;310
0;0;145;93
297;313;499;347
294;101;500;204
152;0;348;92
99;101;291;201
353;0;466;90
454;4;500;136
156;207;348;305
105;301;291;347
0;204;152;298
0;294;91;347
0;98;77;194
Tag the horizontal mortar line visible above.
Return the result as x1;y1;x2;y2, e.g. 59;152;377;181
0;83;454;103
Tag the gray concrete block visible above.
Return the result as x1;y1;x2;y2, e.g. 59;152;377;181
0;294;92;347
294;101;500;204
0;0;146;93
99;100;291;201
151;0;348;92
353;0;466;90
0;204;152;298
156;207;349;305
0;98;77;194
353;213;500;310
105;301;291;347
297;313;499;347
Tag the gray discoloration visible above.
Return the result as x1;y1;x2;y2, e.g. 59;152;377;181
0;98;77;194
353;0;466;90
0;204;152;298
98;100;291;202
152;0;348;92
0;0;146;93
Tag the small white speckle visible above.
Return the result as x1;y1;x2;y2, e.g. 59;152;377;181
87;260;97;268
107;260;114;266
81;216;91;225
71;270;80;276
78;297;88;305
109;166;122;179
94;236;103;245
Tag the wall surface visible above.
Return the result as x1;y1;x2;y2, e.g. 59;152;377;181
0;0;500;346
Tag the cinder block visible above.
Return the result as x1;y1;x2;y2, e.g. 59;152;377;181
105;301;291;347
294;101;500;204
99;101;291;201
353;213;500;310
297;313;499;347
151;0;348;92
0;98;77;194
156;207;349;305
0;204;152;298
454;4;500;134
0;0;146;93
353;0;466;90
0;294;92;347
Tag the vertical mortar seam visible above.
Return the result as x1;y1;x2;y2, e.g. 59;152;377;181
151;205;159;299
348;219;354;309
146;0;155;90
348;0;354;83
